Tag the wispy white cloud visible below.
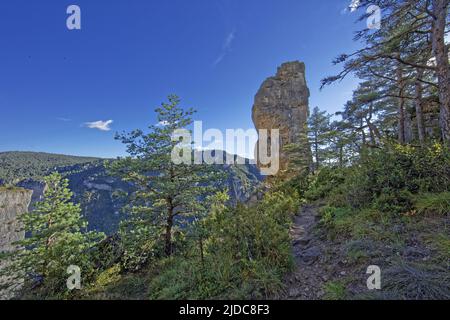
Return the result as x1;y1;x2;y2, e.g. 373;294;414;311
213;30;236;66
84;120;113;131
223;31;235;49
56;117;72;122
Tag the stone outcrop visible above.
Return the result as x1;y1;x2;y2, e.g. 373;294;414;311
0;187;32;300
0;188;32;252
252;61;312;175
16;179;46;209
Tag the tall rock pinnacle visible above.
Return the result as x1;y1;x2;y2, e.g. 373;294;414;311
252;61;312;176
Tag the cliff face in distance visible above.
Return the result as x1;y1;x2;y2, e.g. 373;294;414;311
0;187;32;252
0;187;32;300
252;61;312;175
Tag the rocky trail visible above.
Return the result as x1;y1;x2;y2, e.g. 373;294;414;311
283;204;329;300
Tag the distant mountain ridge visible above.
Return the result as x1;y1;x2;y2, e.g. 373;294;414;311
0;151;102;184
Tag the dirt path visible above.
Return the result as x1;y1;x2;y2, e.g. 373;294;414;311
283;204;329;300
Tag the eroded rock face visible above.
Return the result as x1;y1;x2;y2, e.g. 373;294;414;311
0;188;32;300
0;188;32;252
252;61;312;174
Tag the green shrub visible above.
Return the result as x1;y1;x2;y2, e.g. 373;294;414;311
148;190;298;299
323;281;347;300
319;206;353;226
305;167;347;201
414;192;450;216
340;143;450;211
372;189;414;214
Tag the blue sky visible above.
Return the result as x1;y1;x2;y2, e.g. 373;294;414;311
0;0;365;158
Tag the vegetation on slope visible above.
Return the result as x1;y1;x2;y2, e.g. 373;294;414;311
1;97;292;300
296;144;450;300
0;152;101;184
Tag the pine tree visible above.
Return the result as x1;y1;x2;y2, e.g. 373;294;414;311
1;173;104;296
308;107;331;171
325;120;356;167
322;0;449;144
109;95;224;260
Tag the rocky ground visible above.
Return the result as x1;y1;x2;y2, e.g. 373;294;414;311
283;204;328;299
282;203;450;300
282;204;365;300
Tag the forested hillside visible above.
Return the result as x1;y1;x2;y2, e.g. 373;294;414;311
0;152;100;184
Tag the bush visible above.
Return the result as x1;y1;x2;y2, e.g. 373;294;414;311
341;143;450;211
148;190;299;299
414;192;450;216
381;262;450;300
323;281;347;300
372;189;414;214
305;167;347;202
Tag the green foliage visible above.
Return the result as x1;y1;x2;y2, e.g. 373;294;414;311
304;143;449;215
423;232;450;262
323;281;347;300
305;167;347;202
109;95;226;268
372;189;414;214
413;192;450;216
322;143;450;213
118;220;162;271
308;106;332;170
1;173;105;298
86;264;152;300
319;205;396;242
148;190;299;299
319;206;353;229
93;265;122;289
0;152;100;184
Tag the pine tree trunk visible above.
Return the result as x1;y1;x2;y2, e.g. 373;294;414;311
314;133;319;171
367;104;376;146
360;120;367;146
396;58;406;144
432;0;450;144
414;69;426;145
368;122;376;146
165;204;174;257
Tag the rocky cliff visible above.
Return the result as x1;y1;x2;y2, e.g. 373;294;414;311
252;61;312;175
0;188;32;252
0;187;32;300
